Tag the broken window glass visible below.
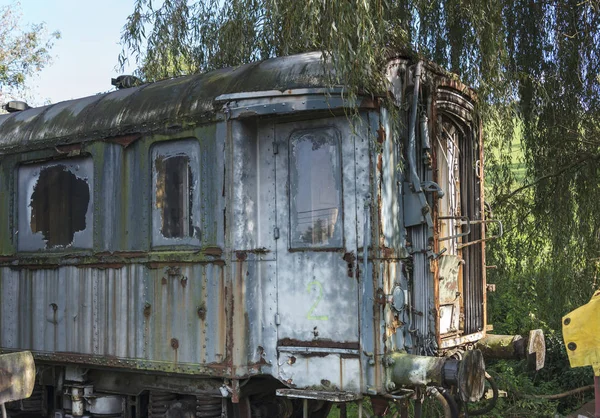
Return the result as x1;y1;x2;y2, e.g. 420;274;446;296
289;129;343;249
18;158;94;251
155;155;194;238
152;140;201;247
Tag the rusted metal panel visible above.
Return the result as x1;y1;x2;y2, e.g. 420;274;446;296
277;351;361;392
230;260;278;376
358;111;379;393
379;107;403;252
0;263;226;370
274;118;360;347
437;255;461;335
381;260;409;354
276;389;362;402
430;81;485;347
230;121;276;260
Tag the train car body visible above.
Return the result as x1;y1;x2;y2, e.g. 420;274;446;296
0;52;520;417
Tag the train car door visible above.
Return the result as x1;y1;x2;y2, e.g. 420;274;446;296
434;86;486;346
274;118;360;351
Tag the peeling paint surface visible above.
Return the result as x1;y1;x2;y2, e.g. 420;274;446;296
0;263;226;369
274;118;360;347
277;351;361;392
0;52;491;408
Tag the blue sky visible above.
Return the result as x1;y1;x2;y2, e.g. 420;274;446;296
5;0;136;105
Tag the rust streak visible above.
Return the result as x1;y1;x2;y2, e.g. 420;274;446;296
277;338;359;350
103;133;142;148
359;97;379;109
204;246;224;257
376;125;386;144
55;143;83;154
94;251;147;258
147;260;225;269
235;251;247;261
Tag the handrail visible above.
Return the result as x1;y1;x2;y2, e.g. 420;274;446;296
438;216;471;241
458;220;503;249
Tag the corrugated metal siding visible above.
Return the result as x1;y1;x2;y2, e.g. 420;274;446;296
0;263;226;368
230;260;278;374
461;130;483;334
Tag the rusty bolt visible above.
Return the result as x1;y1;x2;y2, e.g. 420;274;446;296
563;318;571;326
235;251;247;261
567;342;577;351
143;303;152;318
167;266;181;277
180;276;188;288
50;303;58;312
171;338;179;350
197;306;206;320
288;356;296;365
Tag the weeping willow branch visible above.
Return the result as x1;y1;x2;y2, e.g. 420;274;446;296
493;155;598;206
520;384;595;400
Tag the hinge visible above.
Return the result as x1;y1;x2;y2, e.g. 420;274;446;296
272;141;279;154
275;313;281;325
273;227;280;240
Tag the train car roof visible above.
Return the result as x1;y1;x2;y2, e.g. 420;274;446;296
0;51;338;151
0;51;476;153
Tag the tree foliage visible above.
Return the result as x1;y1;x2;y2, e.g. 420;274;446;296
121;0;600;324
0;3;60;103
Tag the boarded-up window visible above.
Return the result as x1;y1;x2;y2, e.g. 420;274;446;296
289;128;343;249
18;158;94;251
152;140;201;247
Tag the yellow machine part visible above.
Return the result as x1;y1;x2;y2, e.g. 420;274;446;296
562;290;600;376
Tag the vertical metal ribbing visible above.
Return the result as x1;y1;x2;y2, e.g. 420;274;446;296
461;129;483;334
405;62;435;354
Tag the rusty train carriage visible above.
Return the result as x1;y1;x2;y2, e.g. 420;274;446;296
0;52;529;418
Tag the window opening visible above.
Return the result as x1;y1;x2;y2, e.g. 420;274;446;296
289;129;343;249
151;139;201;247
155;154;194;238
29;164;90;248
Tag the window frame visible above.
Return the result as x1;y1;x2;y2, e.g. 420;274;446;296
17;157;94;252
288;127;344;250
151;139;202;248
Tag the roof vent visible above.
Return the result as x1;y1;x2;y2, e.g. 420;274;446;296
2;101;31;113
111;75;144;90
